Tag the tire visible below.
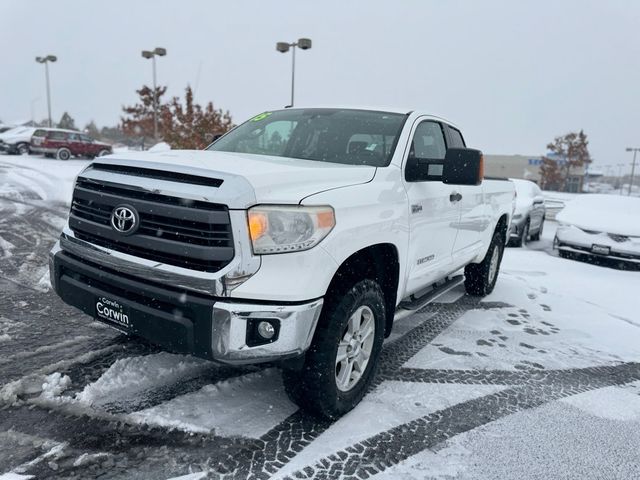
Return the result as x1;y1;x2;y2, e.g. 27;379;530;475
530;217;544;241
516;219;530;247
282;279;386;419
464;230;505;296
97;149;110;157
56;148;71;161
16;143;30;155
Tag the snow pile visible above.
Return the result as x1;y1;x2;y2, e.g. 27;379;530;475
556;193;640;236
148;142;171;152
75;352;210;406
130;368;297;438
72;452;112;468
40;373;71;400
0;373;70;404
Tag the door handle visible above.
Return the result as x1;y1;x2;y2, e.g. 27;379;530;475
449;192;462;203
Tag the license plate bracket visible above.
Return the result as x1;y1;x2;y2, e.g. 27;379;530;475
591;244;611;255
95;295;131;331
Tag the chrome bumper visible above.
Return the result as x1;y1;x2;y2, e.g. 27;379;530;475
211;299;323;364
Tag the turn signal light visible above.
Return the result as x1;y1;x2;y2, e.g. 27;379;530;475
248;211;268;241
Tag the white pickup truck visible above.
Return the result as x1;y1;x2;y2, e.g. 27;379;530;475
50;107;514;417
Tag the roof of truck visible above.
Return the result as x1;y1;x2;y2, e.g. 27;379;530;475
272;105;461;129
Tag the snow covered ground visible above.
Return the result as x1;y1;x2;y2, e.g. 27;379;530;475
1;154;640;479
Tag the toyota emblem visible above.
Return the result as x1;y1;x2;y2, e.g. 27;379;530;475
110;205;139;235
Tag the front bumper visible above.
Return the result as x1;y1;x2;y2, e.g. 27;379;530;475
50;242;323;364
555;226;640;264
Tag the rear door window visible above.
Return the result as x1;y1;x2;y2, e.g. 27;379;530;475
49;131;67;140
447;126;466;147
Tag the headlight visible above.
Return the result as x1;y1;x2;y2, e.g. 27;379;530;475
247;205;335;254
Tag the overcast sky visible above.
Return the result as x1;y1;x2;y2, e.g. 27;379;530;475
2;0;639;171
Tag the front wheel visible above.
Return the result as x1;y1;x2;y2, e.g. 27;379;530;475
464;230;505;296
97;149;110;157
282;279;385;419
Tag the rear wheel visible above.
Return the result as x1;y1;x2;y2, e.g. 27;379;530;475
282;279;385;419
530;217;544;241
56;148;71;161
464;230;505;296
517;220;530;247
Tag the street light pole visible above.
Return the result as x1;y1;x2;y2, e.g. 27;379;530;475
276;38;312;107
141;47;167;142
626;148;639;196
35;55;57;127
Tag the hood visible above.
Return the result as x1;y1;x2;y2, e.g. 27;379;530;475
94;141;112;148
94;150;376;206
557;194;640;237
0;127;35;143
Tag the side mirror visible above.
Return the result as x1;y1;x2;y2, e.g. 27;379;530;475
442;148;484;186
405;156;444;182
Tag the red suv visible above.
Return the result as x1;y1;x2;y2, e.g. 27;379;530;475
31;129;112;160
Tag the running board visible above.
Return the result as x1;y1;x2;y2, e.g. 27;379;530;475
394;275;464;319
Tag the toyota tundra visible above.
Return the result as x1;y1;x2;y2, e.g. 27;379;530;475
49;107;515;417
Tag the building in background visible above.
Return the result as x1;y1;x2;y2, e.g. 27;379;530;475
484;154;587;192
484;154;542;183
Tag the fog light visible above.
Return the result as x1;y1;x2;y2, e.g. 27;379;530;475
257;321;275;339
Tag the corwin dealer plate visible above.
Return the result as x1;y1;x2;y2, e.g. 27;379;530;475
591;244;611;255
95;296;131;331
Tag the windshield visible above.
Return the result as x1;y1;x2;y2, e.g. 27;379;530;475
207;108;408;167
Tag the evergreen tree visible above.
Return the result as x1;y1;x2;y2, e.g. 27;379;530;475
84;120;100;139
58;112;77;130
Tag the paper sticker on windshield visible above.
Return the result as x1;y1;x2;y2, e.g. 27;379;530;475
250;112;272;122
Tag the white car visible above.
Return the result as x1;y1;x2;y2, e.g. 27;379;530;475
508;178;546;246
0;126;37;155
555;194;640;266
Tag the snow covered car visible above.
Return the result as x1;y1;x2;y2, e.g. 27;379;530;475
555;194;640;266
507;178;545;246
0;126;36;155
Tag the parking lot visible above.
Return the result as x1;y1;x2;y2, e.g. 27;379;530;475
1;155;640;479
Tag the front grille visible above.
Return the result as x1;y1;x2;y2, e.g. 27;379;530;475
69;178;234;272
